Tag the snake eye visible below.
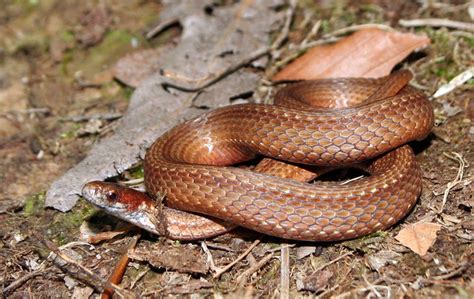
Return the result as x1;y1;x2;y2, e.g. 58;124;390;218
106;191;118;201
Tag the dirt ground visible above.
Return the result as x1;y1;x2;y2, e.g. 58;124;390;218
1;1;472;298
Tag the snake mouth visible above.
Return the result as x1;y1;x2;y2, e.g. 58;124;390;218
81;181;107;206
81;181;160;234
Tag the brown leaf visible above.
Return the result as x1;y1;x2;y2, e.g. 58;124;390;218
273;28;430;81
395;221;442;256
366;250;401;272
113;48;166;88
296;270;333;292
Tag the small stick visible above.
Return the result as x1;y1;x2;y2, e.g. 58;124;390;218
399;18;474;32
430;262;468;281
313;251;352;273
2;267;47;297
203;242;235;252
121;178;145;186
201;241;219;272
41;237;135;298
236;252;274;284
213;239;261;279
101;235;140;299
130;268;149;289
322;23;394;38
63;113;123;123
280;245;290;299
266;243;295;253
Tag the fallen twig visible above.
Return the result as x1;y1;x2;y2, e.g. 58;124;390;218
200;241;218;272
101;235;140;298
2;266;48;297
213;239;261;279
62;113;123;123
435;152;468;213
430;262;469;281
399;18;474;32
236;252;274;284
280;245;290;299
432;68;474;98
40;237;136;298
314;251;353;273
322;23;394;38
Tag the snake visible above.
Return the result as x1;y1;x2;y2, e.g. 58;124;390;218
82;70;434;241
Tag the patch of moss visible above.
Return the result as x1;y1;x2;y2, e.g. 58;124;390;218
23;191;45;216
59;123;81;139
79;30;146;77
460;35;474;48
50;199;97;245
12;0;40;13
122;85;135;100
127;165;145;179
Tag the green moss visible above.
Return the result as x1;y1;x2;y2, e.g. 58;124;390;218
127;165;145;179
12;0;40;13
23;191;45;216
461;35;474;48
59;30;75;44
59;123;81;139
61;29;147;78
122;85;135;100
82;30;145;75
50;199;97;245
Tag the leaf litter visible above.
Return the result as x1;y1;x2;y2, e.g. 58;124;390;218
1;0;473;297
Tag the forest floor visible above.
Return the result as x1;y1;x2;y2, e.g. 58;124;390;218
1;1;472;298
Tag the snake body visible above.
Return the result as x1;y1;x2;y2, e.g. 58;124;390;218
83;71;434;241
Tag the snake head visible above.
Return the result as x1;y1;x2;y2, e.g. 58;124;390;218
82;181;159;234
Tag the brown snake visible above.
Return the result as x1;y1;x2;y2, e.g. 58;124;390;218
82;70;434;241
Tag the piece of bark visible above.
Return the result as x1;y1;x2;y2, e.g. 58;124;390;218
129;242;208;274
273;28;430;81
46;0;282;211
113;48;169;88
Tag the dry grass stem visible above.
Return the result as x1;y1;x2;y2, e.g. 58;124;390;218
399;18;474;32
280;245;290;299
436;152;468;213
213;239;261;279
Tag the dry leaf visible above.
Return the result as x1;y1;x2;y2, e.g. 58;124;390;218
273;28;430;81
395;222;442;256
366;250;401;272
296;270;333;292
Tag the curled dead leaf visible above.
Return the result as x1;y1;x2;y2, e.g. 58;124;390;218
273;28;430;81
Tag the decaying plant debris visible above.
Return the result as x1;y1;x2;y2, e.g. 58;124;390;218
1;1;472;297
